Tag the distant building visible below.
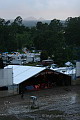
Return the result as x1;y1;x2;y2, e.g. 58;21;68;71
42;59;54;66
1;52;41;65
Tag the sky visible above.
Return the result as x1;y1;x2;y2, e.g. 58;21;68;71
0;0;80;20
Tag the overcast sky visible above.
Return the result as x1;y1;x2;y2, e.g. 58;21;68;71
0;0;80;20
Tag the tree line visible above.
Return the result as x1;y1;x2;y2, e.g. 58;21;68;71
0;16;80;65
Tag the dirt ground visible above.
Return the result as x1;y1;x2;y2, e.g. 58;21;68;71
0;85;80;120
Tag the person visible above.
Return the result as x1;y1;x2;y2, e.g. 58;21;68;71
21;91;24;99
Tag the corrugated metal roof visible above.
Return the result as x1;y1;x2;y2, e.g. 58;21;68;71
5;65;45;84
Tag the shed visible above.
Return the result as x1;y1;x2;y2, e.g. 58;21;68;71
5;65;71;93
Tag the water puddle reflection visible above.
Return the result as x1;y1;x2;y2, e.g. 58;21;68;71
70;94;77;104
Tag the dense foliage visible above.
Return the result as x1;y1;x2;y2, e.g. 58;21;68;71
0;16;80;65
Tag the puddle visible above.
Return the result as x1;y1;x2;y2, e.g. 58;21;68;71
70;94;77;104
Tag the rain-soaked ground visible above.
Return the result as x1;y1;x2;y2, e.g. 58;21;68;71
0;85;80;120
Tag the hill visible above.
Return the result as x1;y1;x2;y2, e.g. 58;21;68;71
22;20;51;27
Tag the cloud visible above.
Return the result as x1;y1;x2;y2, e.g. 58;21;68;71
0;0;80;20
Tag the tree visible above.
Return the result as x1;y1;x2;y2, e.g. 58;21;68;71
14;16;23;26
16;32;33;49
0;18;5;26
64;17;80;60
40;51;48;61
49;19;62;32
0;16;80;65
65;17;80;46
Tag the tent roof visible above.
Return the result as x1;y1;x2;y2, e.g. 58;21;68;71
50;67;76;76
65;61;73;66
5;65;46;84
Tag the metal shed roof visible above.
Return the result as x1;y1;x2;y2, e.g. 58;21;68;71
5;65;45;84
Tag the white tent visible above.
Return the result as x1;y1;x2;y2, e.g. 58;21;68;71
65;61;73;66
